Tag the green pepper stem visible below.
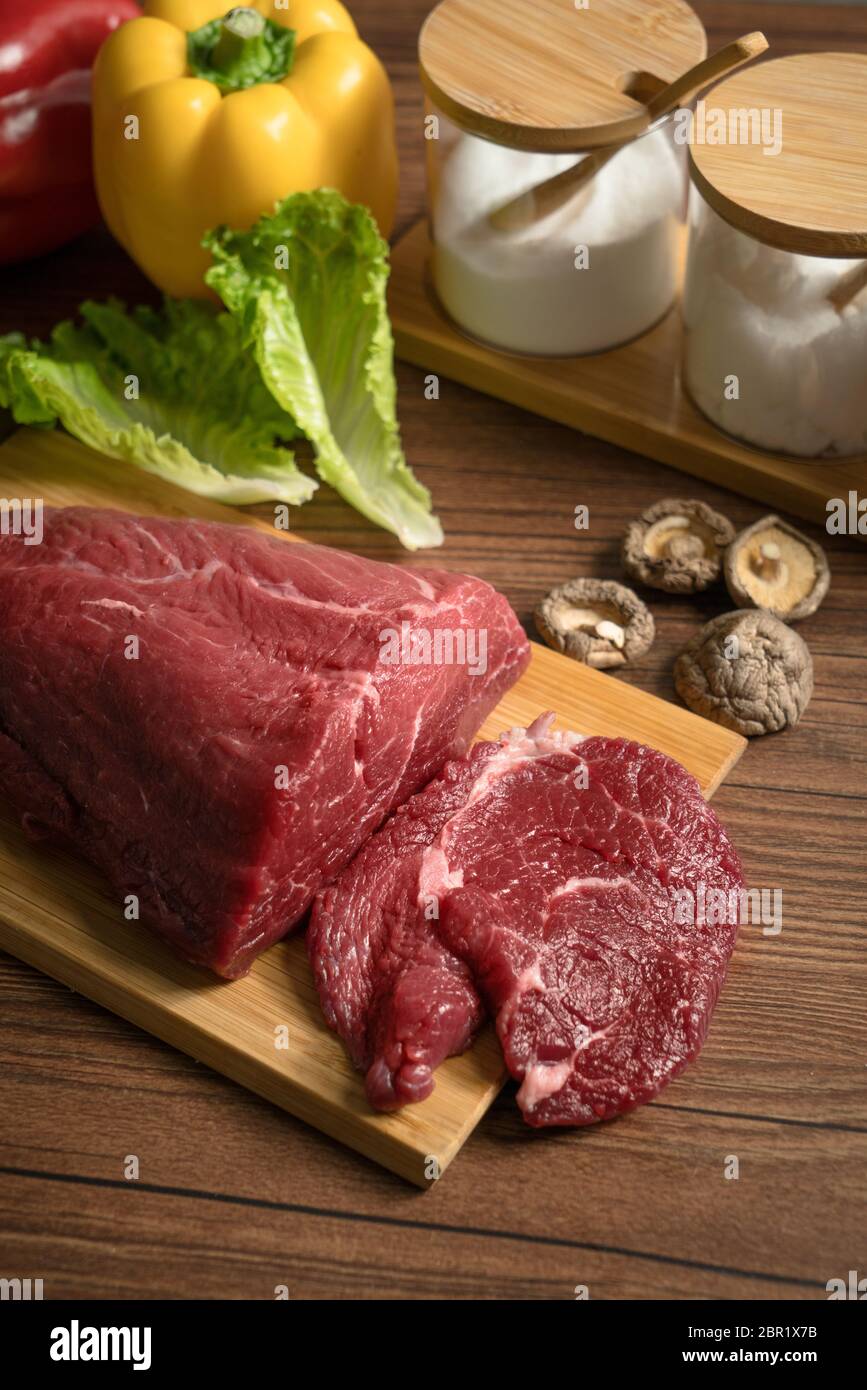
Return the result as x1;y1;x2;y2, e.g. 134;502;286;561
187;7;296;93
211;8;268;74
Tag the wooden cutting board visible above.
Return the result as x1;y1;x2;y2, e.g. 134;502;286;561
388;220;867;533
0;428;746;1185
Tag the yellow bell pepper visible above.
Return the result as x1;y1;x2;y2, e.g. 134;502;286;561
92;1;398;297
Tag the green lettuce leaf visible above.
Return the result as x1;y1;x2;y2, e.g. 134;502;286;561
205;190;443;550
0;300;315;507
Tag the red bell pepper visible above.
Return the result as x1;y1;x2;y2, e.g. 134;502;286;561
0;0;140;265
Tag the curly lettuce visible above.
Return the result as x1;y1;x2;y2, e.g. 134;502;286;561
0;299;314;507
206;190;443;550
0;192;442;548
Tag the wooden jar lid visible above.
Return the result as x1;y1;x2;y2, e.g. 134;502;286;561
418;0;707;152
689;53;867;257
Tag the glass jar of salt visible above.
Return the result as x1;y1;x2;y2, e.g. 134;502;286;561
419;0;707;357
683;53;867;459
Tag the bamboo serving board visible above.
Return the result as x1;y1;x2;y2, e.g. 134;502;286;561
0;428;745;1185
388;221;867;532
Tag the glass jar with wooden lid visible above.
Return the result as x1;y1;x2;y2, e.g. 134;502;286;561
418;0;707;356
683;53;867;459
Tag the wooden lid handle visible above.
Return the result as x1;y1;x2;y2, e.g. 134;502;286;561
645;32;768;121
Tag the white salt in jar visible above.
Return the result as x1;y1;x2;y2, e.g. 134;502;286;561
683;54;867;459
419;0;707;357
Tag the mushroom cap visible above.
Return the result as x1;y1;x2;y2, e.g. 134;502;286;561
674;609;813;738
535;577;655;671
724;515;830;621
622;498;735;594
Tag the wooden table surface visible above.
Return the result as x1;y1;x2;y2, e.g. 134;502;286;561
1;1;866;1301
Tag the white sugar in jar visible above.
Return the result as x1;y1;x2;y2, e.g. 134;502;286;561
429;119;685;356
419;0;707;358
683;53;867;459
683;193;867;458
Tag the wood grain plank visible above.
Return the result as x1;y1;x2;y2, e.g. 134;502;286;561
2;981;862;1290
0;1171;826;1299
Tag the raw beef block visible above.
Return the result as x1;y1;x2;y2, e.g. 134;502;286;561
0;507;529;978
309;715;744;1123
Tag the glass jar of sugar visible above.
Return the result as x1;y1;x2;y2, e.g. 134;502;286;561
683;53;867;460
419;0;707;357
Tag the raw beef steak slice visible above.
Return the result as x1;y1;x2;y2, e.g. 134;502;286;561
309;715;744;1123
0;507;529;978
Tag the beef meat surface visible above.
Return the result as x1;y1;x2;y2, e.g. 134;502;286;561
0;507;529;977
309;715;744;1123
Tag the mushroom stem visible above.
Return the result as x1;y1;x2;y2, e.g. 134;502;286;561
595;620;625;648
642;514;689;557
754;542;784;583
667;533;705;562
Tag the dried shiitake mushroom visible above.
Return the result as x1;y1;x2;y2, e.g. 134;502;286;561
535;578;654;670
724;515;830;621
674;609;813;737
622;499;735;594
